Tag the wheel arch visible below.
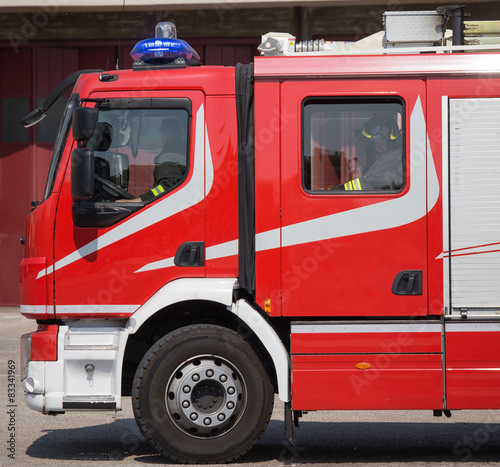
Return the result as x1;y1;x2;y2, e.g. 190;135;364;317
126;278;238;333
122;278;290;402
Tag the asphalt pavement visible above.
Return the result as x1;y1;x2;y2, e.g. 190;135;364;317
2;306;500;466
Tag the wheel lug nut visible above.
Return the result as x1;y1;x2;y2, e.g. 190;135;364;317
190;413;198;420
192;374;200;382
220;375;227;383
204;417;211;426
206;369;214;378
183;385;191;393
227;401;234;409
227;386;235;395
182;401;190;408
218;413;225;421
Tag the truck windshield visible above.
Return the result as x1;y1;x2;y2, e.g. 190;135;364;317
43;94;79;201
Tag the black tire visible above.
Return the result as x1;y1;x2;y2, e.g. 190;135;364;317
132;324;274;464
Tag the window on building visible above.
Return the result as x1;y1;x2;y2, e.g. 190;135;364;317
303;98;405;193
1;98;29;143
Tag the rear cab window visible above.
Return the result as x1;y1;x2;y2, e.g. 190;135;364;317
303;98;405;194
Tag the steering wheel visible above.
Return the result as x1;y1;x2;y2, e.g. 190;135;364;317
95;174;135;200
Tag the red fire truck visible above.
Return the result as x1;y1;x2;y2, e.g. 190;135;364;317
19;7;500;463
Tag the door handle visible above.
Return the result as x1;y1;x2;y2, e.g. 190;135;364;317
174;242;205;267
392;270;422;295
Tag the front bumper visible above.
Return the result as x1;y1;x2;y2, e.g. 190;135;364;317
22;324;129;413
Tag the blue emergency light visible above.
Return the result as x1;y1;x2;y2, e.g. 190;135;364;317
131;22;200;66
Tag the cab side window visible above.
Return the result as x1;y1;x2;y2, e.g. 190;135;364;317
303;98;405;193
88;106;189;202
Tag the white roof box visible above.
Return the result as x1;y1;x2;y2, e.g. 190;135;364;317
384;10;446;47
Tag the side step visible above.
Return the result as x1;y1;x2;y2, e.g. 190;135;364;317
62;395;117;410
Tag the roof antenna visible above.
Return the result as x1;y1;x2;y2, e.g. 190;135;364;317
116;0;126;70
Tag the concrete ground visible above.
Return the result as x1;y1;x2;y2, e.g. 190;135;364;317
2;306;500;466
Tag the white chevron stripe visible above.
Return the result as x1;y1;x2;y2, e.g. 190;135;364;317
137;95;440;273
37;103;210;280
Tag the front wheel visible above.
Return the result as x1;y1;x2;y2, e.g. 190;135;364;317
132;324;274;464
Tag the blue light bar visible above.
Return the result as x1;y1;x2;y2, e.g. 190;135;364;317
130;38;200;65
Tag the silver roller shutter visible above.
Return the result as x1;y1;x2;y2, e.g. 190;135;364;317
450;98;500;313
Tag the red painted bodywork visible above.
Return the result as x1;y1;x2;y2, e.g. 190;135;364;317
20;195;60;319
291;330;441;355
22;68;239;320
20;50;500;413
255;76;428;317
446;328;500;409
292;353;443;410
291;324;443;410
27;324;59;361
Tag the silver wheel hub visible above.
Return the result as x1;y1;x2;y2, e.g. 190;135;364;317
166;356;245;437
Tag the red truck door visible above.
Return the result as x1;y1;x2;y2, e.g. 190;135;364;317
51;91;207;318
280;79;434;318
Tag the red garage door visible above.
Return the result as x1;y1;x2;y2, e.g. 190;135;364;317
0;47;32;305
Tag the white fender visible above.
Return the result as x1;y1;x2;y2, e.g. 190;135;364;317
127;279;290;402
127;278;238;333
231;299;290;402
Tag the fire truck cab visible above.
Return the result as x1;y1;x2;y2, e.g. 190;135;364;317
19;7;500;463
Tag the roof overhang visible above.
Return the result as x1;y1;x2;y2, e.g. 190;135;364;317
0;0;497;13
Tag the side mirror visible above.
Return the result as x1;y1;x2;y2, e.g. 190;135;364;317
21;107;46;128
71;148;95;200
72;107;98;141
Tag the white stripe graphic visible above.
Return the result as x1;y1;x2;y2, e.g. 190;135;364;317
281;96;438;247
21;305;48;315
37;104;210;280
206;239;238;260
56;304;140;314
137;95;440;273
136;257;175;273
255;228;280;252
441;96;450;313
436;245;500;260
137;239;239;273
